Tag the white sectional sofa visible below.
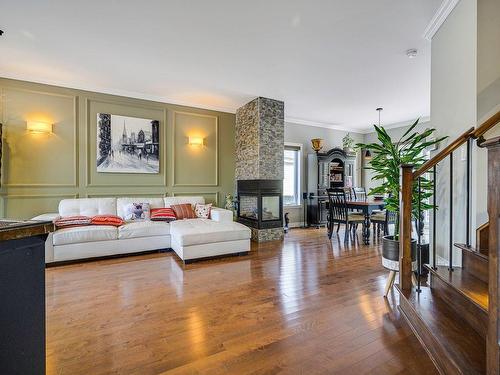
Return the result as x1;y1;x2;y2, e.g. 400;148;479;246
33;196;251;264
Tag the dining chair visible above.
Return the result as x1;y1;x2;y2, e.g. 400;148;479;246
342;187;353;200
326;188;365;242
371;209;397;237
349;187;365;217
352;187;367;201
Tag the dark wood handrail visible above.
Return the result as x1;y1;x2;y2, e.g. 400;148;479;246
413;110;500;178
413;126;474;178
472;110;500;139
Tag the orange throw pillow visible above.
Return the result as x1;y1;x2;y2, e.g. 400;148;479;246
54;216;91;228
91;215;124;227
150;208;177;222
170;203;196;220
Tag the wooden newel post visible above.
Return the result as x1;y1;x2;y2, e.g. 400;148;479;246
485;139;500;375
399;164;414;291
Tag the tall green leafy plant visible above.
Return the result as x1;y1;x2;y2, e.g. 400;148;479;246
356;118;447;240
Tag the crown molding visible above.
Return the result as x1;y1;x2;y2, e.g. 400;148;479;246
285;116;430;135
360;116;431;134
423;0;460;41
0;72;239;114
0;72;430;136
285;117;356;133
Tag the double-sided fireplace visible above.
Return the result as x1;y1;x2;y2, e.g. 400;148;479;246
237;180;283;230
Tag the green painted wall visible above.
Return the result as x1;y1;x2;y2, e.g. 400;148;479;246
0;78;236;219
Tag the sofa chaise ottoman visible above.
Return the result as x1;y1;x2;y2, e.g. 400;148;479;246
170;219;251;263
32;196;251;264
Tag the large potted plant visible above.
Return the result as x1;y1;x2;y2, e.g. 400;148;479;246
357;119;446;274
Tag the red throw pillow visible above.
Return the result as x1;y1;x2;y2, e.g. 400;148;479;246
91;215;124;227
54;216;91;228
170;203;196;220
150;208;177;222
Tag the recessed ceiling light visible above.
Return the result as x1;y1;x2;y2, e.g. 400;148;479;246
406;49;418;58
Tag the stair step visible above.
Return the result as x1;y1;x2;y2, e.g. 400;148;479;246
475;222;489;256
455;243;488;260
427;265;488;310
454;243;489;283
396;284;486;375
425;265;488;337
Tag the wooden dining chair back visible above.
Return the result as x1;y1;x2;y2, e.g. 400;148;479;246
342;187;353;200
327;188;364;242
327;188;348;224
352;187;367;201
371;208;397;237
385;210;397;235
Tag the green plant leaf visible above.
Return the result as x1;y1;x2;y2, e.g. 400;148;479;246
356;118;445;224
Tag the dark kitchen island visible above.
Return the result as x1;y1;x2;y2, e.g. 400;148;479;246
0;220;54;375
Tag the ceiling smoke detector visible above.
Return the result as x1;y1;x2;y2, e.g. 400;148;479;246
406;49;418;58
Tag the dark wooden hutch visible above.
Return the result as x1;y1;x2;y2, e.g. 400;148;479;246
306;148;357;227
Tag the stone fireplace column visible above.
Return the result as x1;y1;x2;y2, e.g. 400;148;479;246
235;97;284;242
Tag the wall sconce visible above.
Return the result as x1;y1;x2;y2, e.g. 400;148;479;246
188;136;204;146
364;149;372;160
27;121;52;134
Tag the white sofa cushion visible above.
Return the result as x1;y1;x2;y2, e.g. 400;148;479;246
210;208;234;223
59;198;116;217
164;196;205;208
53;225;118;246
170;219;251;247
53;236;171;262
118;221;171;239
173;239;249;261
116;197;165;219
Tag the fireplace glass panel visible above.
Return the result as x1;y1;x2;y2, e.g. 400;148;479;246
239;195;258;220
262;196;280;221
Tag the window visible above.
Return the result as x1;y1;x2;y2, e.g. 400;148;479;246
283;143;302;206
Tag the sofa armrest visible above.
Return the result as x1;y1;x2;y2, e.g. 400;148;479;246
210;208;234;223
31;213;60;221
44;232;55;263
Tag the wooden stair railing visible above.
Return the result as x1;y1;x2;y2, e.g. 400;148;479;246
397;111;500;374
483;136;499;375
473;111;500;139
413;126;474;179
412;110;500;180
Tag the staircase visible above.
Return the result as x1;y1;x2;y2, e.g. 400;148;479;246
396;111;500;375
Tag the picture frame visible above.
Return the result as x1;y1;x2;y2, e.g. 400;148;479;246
96;114;160;174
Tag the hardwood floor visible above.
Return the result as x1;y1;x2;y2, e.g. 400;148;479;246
46;228;438;374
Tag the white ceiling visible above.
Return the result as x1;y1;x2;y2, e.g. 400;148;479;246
0;0;441;132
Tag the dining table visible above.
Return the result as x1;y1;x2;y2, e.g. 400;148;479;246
345;198;385;245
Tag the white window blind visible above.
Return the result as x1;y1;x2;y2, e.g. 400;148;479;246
283;144;302;206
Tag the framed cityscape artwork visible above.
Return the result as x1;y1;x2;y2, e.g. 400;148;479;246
96;113;160;174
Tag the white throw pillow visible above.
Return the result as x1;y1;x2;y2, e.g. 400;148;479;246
194;203;212;219
124;202;151;221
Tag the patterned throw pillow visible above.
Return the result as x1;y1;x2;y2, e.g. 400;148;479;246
194;203;212;219
124;203;151;221
150;208;177;222
170;203;196;220
91;215;124;227
54;216;91;228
